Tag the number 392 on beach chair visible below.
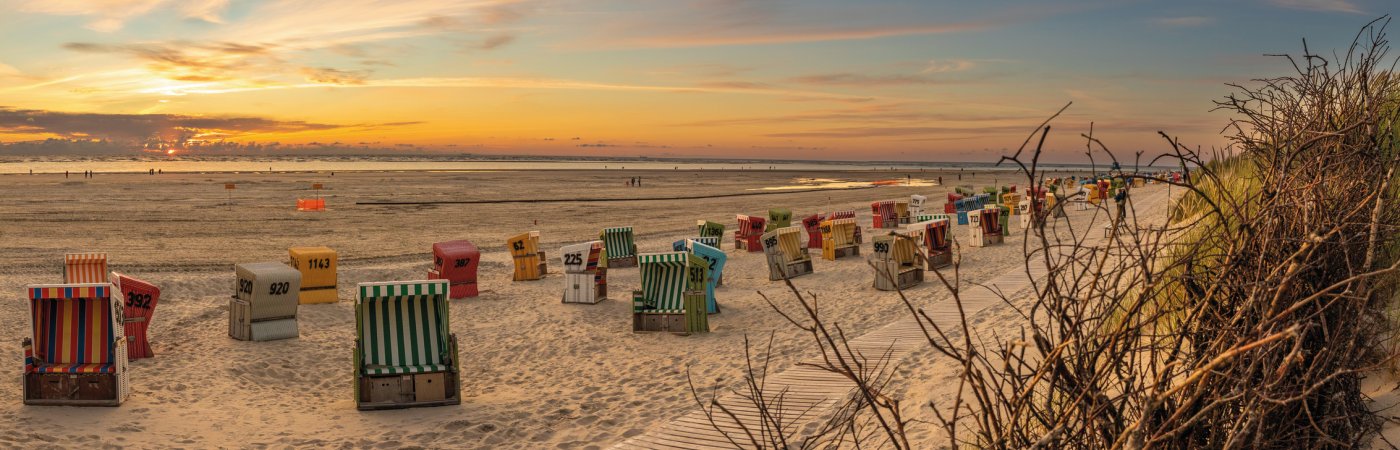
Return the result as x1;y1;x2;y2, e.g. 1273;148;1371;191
601;227;639;268
22;283;131;406
111;272;159;359
632;252;709;334
355;280;461;410
561;241;607;304
762;226;814;281
229;262;301;341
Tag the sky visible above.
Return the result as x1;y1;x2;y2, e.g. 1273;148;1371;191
0;0;1392;162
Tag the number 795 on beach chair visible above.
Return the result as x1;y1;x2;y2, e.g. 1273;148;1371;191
355;280;461;410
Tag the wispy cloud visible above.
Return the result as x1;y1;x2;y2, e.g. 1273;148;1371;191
1264;0;1364;14
17;0;230;32
0;106;402;143
788;72;990;87
1151;16;1215;27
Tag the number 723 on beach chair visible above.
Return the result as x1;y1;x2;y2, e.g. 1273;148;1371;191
354;280;461;410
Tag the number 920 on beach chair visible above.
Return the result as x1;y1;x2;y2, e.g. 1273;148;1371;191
870;233;923;291
429;240;479;299
64;252;108;283
508;231;549;281
229;262;301;341
601;227;639;268
762;226;814;280
23;283;130;406
288;246;338;304
561;241;607;304
111;272;159;359
355;280;461;411
633;252;710;334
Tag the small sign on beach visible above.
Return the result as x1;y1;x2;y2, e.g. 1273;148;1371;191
225;183;236;190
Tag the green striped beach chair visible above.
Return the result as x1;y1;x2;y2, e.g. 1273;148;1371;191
696;220;725;240
600;227;638;268
355;280;460;411
632;252;709;334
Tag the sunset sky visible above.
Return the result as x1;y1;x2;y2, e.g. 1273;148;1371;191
0;0;1389;162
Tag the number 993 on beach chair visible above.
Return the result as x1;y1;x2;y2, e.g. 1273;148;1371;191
355;280;461;411
22;283;130;406
632;252;710;334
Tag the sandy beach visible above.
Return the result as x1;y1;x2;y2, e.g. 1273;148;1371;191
0;167;1154;449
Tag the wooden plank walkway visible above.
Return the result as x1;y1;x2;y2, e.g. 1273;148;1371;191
612;260;1050;449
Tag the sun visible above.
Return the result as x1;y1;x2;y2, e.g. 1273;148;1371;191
167;149;176;155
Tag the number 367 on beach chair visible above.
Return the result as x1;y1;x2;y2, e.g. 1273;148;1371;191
632;252;710;334
601;227;639;268
22;283;130;406
508;231;549;281
762;226;814;280
355;280;461;410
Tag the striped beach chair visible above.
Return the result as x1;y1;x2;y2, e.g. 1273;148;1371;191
871;201;899;229
429;240;479;298
827;210;861;243
64;252;108;284
895;199;911;224
355;280;461;410
821;218;860;260
23;283;130;406
734;215;766;252
229;262;301;341
871;233;923;291
289;246;338;304
561;241;607;304
910;219;953;269
1002;192;1023;216
968;207;1005;247
111;272;159;359
766;208;792;232
696;220;725;240
761;227;813;281
601;227;638;268
632;252;709;334
801;214;823;249
508;231;548;281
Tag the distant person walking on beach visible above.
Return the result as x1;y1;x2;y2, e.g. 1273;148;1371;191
65;171;69;179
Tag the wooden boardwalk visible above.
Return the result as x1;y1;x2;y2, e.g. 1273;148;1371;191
612;259;1051;449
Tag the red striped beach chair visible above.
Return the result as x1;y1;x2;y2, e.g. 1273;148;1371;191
23;283;130;406
735;214;766;252
111;272;159;359
64;253;108;284
871;201;898;229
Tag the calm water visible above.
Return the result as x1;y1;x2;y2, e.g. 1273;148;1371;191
0;155;1114;175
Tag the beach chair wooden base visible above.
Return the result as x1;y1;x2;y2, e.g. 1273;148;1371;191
562;272;607;304
24;372;124;406
632;292;708;334
874;267;923;291
229;300;299;341
970;233;1004;248
357;371;461;411
928;252;953;269
608;255;638;269
827;245;860;260
298;287;338;304
769;259;814;281
537;251;548;276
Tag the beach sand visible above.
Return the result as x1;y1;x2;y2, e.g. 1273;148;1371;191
0;167;1125;448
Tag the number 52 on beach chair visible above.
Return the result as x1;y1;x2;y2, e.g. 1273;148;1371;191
355;280;461;410
508;231;549;281
23;283;130;406
633;252;710;334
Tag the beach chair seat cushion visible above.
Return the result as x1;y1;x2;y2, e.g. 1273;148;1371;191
33;363;114;374
32;296;116;367
363;363;450;376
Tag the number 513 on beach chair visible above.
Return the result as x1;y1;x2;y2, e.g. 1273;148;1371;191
632;252;709;334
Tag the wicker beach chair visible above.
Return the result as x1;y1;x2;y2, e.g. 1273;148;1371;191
762;226;814;280
561;241;607;304
111;272;159;359
821;218;861;260
871;233;923;291
230;262;301;341
429;240;480;298
801;214;824;249
22;283;130;406
632;252;709;334
734;214;766;252
508;231;548;281
968;207;1005;247
696;220;725;241
64;252;108;284
289;246;338;304
355;280;461;410
766;208;793;231
601;227;639;268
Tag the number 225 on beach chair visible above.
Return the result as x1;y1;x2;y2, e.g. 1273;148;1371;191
229;262;301;341
23;283;130;406
762;227;814;280
429;240;479;299
111;272;159;359
508;231;548;281
632;252;710;334
561;241;607;304
355;280;461;410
